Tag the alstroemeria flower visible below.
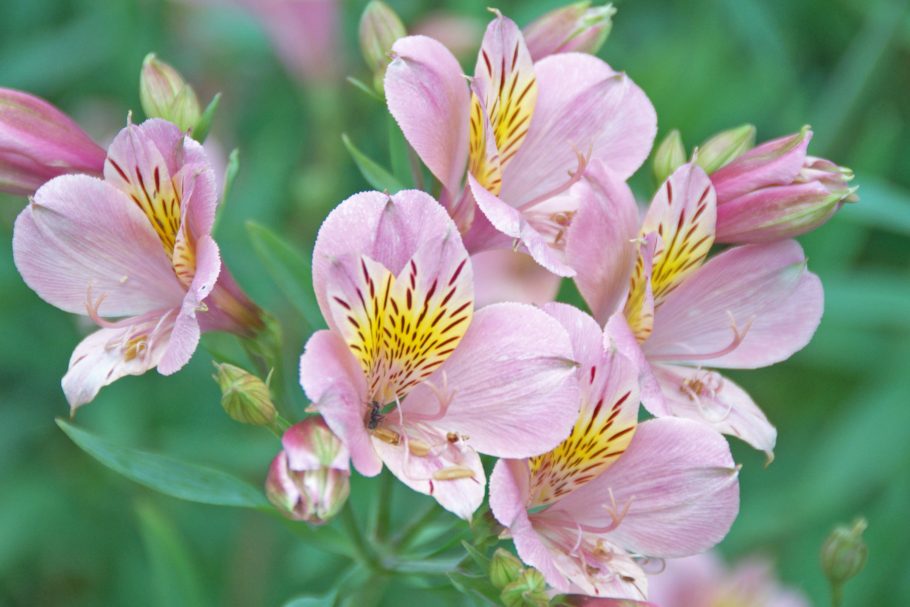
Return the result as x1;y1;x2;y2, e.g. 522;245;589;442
300;190;580;518
385;11;655;275
490;303;739;600
13;119;261;411
571;162;823;457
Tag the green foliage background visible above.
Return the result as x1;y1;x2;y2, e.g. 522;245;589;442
1;0;908;605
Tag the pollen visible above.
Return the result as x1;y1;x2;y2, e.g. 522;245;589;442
371;427;401;446
407;438;431;456
432;466;475;481
122;335;148;362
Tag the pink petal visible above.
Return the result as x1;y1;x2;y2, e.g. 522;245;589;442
471;249;561;308
385;35;470;195
158;234;221;375
12;174;183;317
554;418;739;558
652;364;777;456
565;160;640;324
371;426;485;520
62;313;175;412
312;190;465;332
501;53;656;206
711;129;811;203
605;313;666;418
402;303;579;459
299;330;381;476
645;240;824;369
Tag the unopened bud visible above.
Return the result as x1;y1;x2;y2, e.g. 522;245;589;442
140;53;201;132
697;123;756;174
523;2;616;61
213;363;276;427
500;568;549;607
265;417;350;525
359;1;406;93
653;129;686;184
490;548;524;589
821;517;868;588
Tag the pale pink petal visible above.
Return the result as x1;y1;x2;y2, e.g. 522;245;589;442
540;302;605;370
605;313;665;415
312;190;464;331
385;35;470;195
554;418;739;558
402;303;579;459
12;174;183;317
62;313;175;411
471;249;561;308
502;53;656;205
565;160;640;324
652;364;777;456
645;240;824;369
371;426;485;520
158;235;221;375
299;330;381;476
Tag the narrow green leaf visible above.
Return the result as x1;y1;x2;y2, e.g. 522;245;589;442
246;221;324;330
342;133;405;193
192;92;221;143
346;76;383;102
136;501;207;607
460;540;491;569
57;419;270;509
387;114;413;188
283;594;336;607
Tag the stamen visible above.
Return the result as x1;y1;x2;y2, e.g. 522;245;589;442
648;311;754;362
432;466;475;480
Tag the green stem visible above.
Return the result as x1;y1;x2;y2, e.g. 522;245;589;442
340;502;387;574
831;584;843;607
393;500;442;550
372;471;394;541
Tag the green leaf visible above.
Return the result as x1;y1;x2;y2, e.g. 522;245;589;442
446;572;499;605
460;540;491;569
283;594;336;607
346;76;383;102
387;114;413;188
57;419;270;509
136;501;207;607
342;133;405;193
246;221;324;330
192;92;221;143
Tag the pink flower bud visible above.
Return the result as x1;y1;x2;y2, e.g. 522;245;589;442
265;417;350;524
523;1;616;61
710;127;857;243
0;88;105;195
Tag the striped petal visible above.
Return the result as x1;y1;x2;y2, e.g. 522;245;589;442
529;304;640;506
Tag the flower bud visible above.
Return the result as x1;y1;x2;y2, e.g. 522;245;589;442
140;54;201;132
821;517;868;588
523;2;615;61
0;88;105;195
265;417;350;524
213;363;276;427
653;129;686;184
490;548;524;589
500;568;549;607
711;127;857;243
359;1;406;93
696;123;755;174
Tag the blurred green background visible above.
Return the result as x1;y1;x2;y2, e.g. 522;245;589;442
1;0;909;605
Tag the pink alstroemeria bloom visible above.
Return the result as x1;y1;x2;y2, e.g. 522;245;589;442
647;552;810;607
385;11;655;275
13;119;261;411
571;162;823;458
299;190;581;519
490;303;739;600
0;88;105;196
711;128;857;243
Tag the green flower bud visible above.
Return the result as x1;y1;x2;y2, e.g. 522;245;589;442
821;517;868;588
140;53;201;132
500;568;549;607
213;363;276;427
653;129;686;184
358;1;406;94
697;123;756;174
489;548;524;589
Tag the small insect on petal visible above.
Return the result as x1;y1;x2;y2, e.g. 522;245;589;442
433;466;475;481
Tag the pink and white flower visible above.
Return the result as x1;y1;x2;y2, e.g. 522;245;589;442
385;11;655;275
570;162;824;457
299;190;581;519
490;303;739;600
13;119;261;411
